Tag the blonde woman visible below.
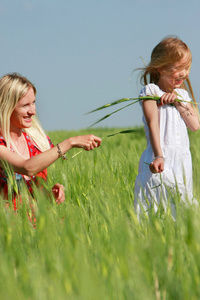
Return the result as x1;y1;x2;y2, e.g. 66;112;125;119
0;73;101;209
134;37;199;218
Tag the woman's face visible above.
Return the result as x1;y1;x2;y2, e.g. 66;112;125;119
10;87;36;131
158;55;191;92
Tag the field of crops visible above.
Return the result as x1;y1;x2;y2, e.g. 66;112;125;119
1;127;200;300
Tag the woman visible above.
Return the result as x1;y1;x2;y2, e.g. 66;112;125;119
0;73;101;207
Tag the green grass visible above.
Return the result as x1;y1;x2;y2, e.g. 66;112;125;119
0;127;200;300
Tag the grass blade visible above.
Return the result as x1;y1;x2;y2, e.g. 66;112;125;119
87;96;160;114
106;128;143;137
88;95;199;127
71;128;142;158
89;100;140;127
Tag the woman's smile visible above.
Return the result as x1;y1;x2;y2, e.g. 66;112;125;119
10;88;36;132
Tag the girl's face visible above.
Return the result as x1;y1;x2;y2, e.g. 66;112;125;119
158;55;191;92
10;87;36;132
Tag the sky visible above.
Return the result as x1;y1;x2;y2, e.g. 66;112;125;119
0;0;200;131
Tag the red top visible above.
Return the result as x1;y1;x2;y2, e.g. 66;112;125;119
0;131;54;208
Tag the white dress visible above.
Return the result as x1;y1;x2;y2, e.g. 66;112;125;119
134;83;194;218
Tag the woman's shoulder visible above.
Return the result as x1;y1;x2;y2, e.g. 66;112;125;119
47;135;54;148
23;131;54;150
23;131;34;145
0;136;6;146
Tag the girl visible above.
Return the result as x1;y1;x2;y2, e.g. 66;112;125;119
0;73;101;210
134;37;199;218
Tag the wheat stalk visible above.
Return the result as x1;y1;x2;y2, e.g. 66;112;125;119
71;129;142;159
87;95;199;127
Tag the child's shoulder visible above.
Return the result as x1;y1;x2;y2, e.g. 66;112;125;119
175;88;188;96
174;88;190;101
139;83;160;96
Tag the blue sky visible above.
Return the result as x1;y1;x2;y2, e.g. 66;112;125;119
0;0;200;131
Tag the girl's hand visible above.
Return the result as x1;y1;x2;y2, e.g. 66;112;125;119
159;92;177;106
69;135;102;151
149;157;164;173
52;183;65;204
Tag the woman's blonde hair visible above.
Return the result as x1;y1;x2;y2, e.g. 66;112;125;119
0;73;51;152
139;36;198;110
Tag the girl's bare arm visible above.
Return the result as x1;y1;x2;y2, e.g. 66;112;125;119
175;102;200;131
143;100;164;173
160;92;200;131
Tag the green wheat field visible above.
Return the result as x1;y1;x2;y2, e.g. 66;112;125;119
1;127;200;300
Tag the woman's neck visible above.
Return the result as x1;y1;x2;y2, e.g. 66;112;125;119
10;129;24;143
10;130;30;159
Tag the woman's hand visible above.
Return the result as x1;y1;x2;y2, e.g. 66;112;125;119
0;134;102;178
159;92;177;106
149;157;164;173
69;135;102;151
51;183;65;204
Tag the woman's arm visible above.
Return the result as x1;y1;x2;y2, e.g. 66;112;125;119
0;135;102;176
143;100;164;173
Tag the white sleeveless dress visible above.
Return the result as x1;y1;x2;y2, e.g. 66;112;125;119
134;84;194;218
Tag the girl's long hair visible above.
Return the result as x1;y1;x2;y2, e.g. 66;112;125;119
139;36;198;110
0;73;51;152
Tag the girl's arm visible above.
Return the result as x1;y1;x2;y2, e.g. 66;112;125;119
160;92;200;131
174;102;200;131
143;100;164;173
0;135;102;176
